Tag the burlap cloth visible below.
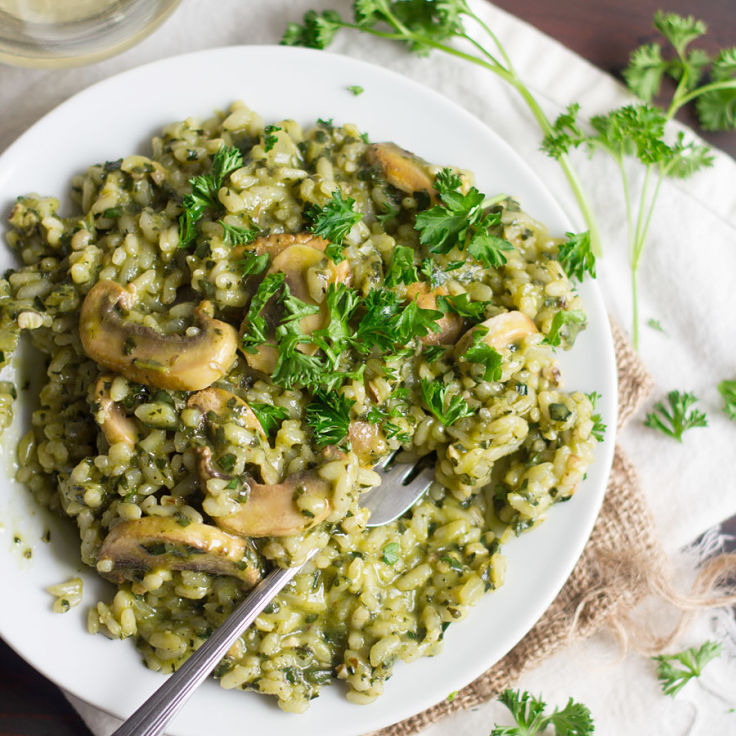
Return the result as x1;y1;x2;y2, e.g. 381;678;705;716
373;320;656;736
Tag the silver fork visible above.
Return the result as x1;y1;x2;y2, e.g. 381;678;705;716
112;456;434;736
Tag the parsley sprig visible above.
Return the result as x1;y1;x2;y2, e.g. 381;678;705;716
250;403;289;438
643;390;708;441
305;391;355;447
652;640;722;697
415;170;513;268
179;145;243;248
420;379;473;426
543;12;734;347
281;0;602;258
491;688;594;736
306;189;363;262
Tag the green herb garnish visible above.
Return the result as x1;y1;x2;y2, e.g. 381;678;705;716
557;231;595;281
263;124;282;152
420;379;473;426
381;541;400;565
306;189;363;261
644;390;708;441
652;640;722;697
305;391;355;447
544;310;587;348
384;244;419;287
250;403;290;437
491;688;594;736
415;169;513;268
462;328;502;382
718;379;736;420
179;145;243;248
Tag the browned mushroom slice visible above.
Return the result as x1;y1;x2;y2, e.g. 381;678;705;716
454;311;538;357
93;374;139;447
406;282;465;346
365;142;438;202
79;280;238;391
231;232;329;262
348;421;387;465
187;387;265;436
214;470;332;538
98;517;261;586
240;243;351;374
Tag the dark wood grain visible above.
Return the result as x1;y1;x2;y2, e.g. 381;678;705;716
491;0;736;157
0;640;92;735
1;2;734;734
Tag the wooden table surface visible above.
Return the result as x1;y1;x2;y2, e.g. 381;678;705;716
1;2;734;734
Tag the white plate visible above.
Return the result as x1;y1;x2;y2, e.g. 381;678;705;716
0;46;617;735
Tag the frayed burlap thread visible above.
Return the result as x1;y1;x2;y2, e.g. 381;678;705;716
369;320;660;736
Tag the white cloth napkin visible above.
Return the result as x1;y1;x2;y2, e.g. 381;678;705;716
2;0;735;733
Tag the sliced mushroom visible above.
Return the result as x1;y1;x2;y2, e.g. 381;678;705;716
349;421;387;464
98;516;261;586
241;243;351;375
454;310;538;357
406;282;465;346
94;374;139;447
187;387;264;436
365;142;438;202
194;445;331;537
231;232;329;262
79;280;238;391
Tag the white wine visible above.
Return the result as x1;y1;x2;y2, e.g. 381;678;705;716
0;0;180;68
0;0;119;25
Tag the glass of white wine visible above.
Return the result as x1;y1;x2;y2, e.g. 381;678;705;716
0;0;181;68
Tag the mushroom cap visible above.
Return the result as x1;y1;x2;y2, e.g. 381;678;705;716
98;516;261;586
79;280;238;391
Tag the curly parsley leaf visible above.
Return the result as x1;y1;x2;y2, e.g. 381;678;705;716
644;390;708;441
545;310;587;348
240;272;285;349
696;48;736;131
281;9;343;48
436;292;488;321
420;379;473;426
382;541;400;565
220;221;259;246
306;190;363;260
347;85;365;96
313;282;361;362
647;318;666;334
384;244;419;287
654;11;707;58
179;145;244;248
587;391;606;442
235;251;270;278
263;124;282;152
462;328;502;382
250;403;289;438
491;688;594;736
467;229;514;268
623;43;669;102
717;379;736;420
394;299;442;344
653;640;722;697
415;169;512;267
557;231;596;281
305;391;355;447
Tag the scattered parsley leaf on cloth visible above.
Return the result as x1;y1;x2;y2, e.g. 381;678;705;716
643;390;708;441
653;640;722;697
491;688;594;736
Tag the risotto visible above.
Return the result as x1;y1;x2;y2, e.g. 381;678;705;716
0;101;599;711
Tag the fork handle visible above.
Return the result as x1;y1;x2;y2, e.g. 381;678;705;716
112;550;315;736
